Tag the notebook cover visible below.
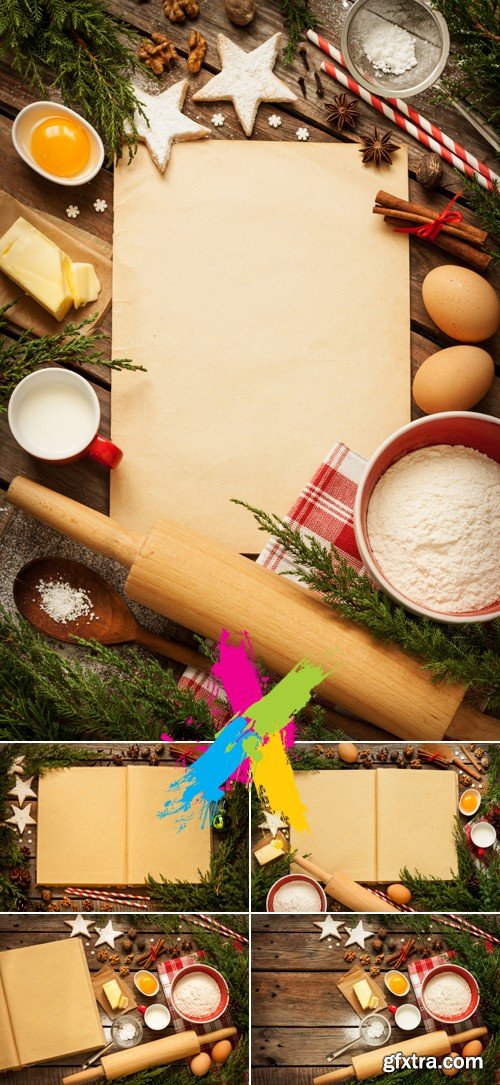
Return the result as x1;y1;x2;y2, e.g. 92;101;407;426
375;769;458;881
0;938;104;1067
126;766;211;884
37;767;127;885
291;771;377;882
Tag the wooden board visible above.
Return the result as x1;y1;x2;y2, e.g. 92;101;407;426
0;190;111;335
336;965;387;1017
92;965;137;1020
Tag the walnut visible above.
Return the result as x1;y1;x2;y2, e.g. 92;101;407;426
481;755;490;769
410;758;422;769
404;746;414;759
370;965;381;976
139;33;179;74
97;949;109;962
41;888;52;903
129;745;140;760
128;928;138;940
61;896;72;909
375;954;385;964
474;748;484;758
224;0;255;24
187;29;207;73
344;950;356;963
359;953;371;966
163;0;199;22
397;757;406;769
377;928;387;940
110;953;120;966
124;954;134;965
461;773;472;786
120;966;130;976
48;902;61;911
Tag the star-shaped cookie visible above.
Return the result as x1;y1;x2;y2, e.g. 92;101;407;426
132;79;210;172
94;920;124;949
193;33;296;137
259;810;287;837
8;755;25;776
7;803;35;834
8;776;36;806
344;920;375;949
314;916;345;940
64;914;95;939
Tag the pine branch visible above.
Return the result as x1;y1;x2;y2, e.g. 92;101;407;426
278;0;317;63
235;501;500;709
402;820;500;912
0;302;145;411
0;0;147;162
461;175;500;250
430;0;500;131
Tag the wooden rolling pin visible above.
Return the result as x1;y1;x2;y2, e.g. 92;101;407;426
313;1026;487;1083
294;856;398;913
7;477;499;741
62;1027;237;1083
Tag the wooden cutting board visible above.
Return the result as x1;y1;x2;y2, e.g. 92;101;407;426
337;965;387;1016
92;965;137;1019
0;190;111;335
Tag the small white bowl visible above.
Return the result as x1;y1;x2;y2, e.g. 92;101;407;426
392;1003;422;1031
12;101;104;186
459;788;481;818
143;1003;171;1031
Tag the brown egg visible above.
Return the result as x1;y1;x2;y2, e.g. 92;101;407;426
337;742;358;763
441;1064;459;1077
461;1040;483;1058
413;345;494;413
190;1052;212;1077
422;266;499;342
386;883;412;905
211;1039;233;1064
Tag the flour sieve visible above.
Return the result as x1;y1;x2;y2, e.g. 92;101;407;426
341;0;449;98
326;1013;392;1062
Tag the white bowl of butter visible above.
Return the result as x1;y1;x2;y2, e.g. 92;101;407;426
12;101;104;186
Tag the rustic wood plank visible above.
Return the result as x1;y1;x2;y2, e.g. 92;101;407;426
252;1025;426;1067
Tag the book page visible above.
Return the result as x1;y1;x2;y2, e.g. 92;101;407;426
37;767;127;885
126;766;211;885
292;771;377;882
0;939;103;1066
376;769;458;881
0;969;19;1072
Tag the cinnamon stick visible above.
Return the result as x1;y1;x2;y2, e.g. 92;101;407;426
373;206;484;245
383;215;491;271
458;743;484;774
375;190;487;246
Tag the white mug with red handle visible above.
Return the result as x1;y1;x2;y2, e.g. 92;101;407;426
8;368;122;468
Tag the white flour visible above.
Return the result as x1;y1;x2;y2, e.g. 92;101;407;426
273;881;322;912
424;972;471;1017
173;972;221;1017
37;578;96;624
364;24;417;75
367;445;500;612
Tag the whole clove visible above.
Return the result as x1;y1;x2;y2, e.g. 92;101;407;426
314;71;324;98
298;44;310;71
298;76;307;98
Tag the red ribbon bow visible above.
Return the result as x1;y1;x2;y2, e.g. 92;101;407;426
395;192;463;241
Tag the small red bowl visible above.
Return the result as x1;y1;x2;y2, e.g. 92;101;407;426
170;964;229;1024
421;964;480;1024
354;412;500;623
266;873;327;913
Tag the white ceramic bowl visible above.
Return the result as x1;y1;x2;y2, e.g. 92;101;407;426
12;101;104;186
458;789;481;817
354;413;500;624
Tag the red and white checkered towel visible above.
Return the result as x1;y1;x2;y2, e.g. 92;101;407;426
408;952;483;1035
157;952;233;1038
178;441;366;717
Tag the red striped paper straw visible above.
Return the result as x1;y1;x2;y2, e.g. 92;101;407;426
306;30;494;193
371;891;500;945
179;913;249;945
198;913;249;944
66;887;150;910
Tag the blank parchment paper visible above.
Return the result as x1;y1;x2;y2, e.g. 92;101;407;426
112;141;410;552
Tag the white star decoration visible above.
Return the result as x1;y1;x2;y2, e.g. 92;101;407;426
314;916;345;940
132;79;210;172
94;920;125;949
7;803;35;834
64;914;95;939
344;920;375;949
193;33;296;137
8;755;25;776
8;776;36;806
259;810;287;837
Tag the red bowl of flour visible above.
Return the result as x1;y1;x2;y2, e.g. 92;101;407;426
354;412;500;623
421;964;480;1024
170;964;229;1024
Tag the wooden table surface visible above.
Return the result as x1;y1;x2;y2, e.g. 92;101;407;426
1;742;226;912
0;913;246;1085
251;913;449;1085
0;0;499;741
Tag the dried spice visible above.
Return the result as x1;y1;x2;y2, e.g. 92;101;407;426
416;152;443;189
298;76;307;98
298;44;310;70
325;93;358;131
377;928;387;940
377;748;389;763
140;747;150;760
163;0;199;21
122;937;133;952
372;938;384;951
128;927;138;940
314;72;324;98
225;0;255;24
359;128;400;166
41;888;52;903
405;746;414;759
139;33;179;74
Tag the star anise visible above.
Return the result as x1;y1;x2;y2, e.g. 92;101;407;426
359;127;400;166
325;93;358;131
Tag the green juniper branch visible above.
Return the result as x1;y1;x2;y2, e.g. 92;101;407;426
235;501;500;709
278;0;317;63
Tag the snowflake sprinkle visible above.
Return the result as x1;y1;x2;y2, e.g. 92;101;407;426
211;113;225;127
66;205;80;219
93;199;108;213
268;114;282;128
296;127;309;141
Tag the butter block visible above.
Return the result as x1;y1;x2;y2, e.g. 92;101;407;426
353;979;372;1011
103;979;122;1011
368;995;379;1009
118;994;129;1010
0;218;73;320
68;262;101;309
254;839;285;866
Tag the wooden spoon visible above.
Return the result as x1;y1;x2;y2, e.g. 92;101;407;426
14;557;209;671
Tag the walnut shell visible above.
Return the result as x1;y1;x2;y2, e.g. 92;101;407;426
224;0;255;25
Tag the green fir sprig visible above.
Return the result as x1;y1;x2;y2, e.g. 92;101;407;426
431;0;500;131
278;0;317;63
235;502;500;710
461;175;500;253
0;0;146;161
0;303;145;411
